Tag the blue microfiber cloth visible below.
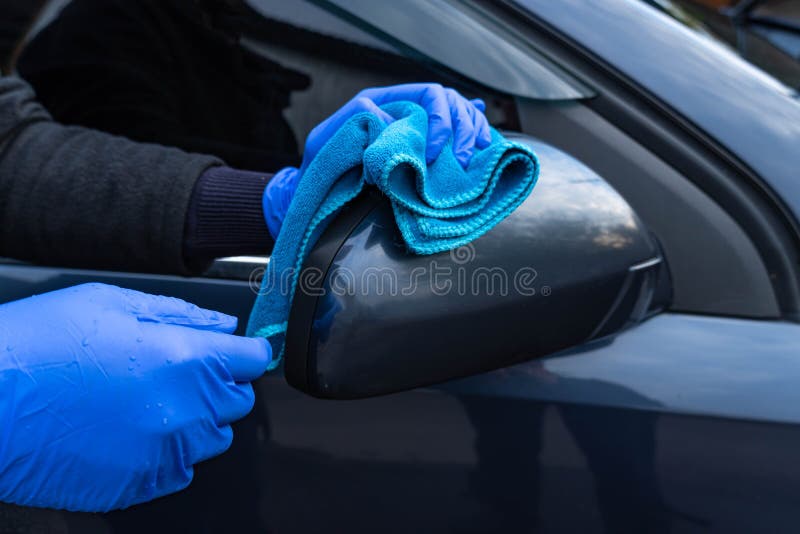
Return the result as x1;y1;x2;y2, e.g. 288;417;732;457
246;101;539;368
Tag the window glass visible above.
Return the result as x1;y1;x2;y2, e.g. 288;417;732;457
306;0;593;100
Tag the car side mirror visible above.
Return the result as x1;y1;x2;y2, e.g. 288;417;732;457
284;135;670;398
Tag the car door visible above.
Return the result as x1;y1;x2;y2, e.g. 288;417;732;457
2;1;800;533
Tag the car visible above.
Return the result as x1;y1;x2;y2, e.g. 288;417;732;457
645;0;800;86
2;0;800;532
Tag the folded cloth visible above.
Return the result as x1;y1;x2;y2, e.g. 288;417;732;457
246;101;539;368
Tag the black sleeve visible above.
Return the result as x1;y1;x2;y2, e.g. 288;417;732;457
15;0;303;172
0;75;222;275
183;166;275;264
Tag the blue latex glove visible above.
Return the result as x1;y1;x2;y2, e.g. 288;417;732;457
0;283;270;512
263;83;492;238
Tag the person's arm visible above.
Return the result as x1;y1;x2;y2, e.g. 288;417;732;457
0;75;273;274
1;75;491;275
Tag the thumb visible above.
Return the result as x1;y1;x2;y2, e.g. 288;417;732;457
212;333;272;382
122;289;238;333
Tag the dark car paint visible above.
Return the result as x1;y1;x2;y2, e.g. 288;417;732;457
2;0;800;533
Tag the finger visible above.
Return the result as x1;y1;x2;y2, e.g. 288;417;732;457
150;464;193;504
447;89;478;168
474;110;492;149
304;96;392;160
263;166;300;237
202;339;258;424
179;422;234;468
470;98;487;112
468;100;492;148
304;96;393;164
194;425;234;464
362;84;452;163
349;96;395;125
419;84;452;163
124;290;237;333
358;83;427;105
152;325;270;382
148;435;195;502
212;334;272;382
213;382;256;426
325;97;394;136
359;83;447;109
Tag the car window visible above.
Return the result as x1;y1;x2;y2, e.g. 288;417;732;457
246;0;397;53
236;0;525;152
253;0;593;101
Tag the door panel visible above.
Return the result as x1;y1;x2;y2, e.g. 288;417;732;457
2;265;800;533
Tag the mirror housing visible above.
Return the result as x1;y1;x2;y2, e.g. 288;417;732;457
284;135;670;398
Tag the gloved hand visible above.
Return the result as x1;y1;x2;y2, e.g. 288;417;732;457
263;83;492;239
0;283;270;512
